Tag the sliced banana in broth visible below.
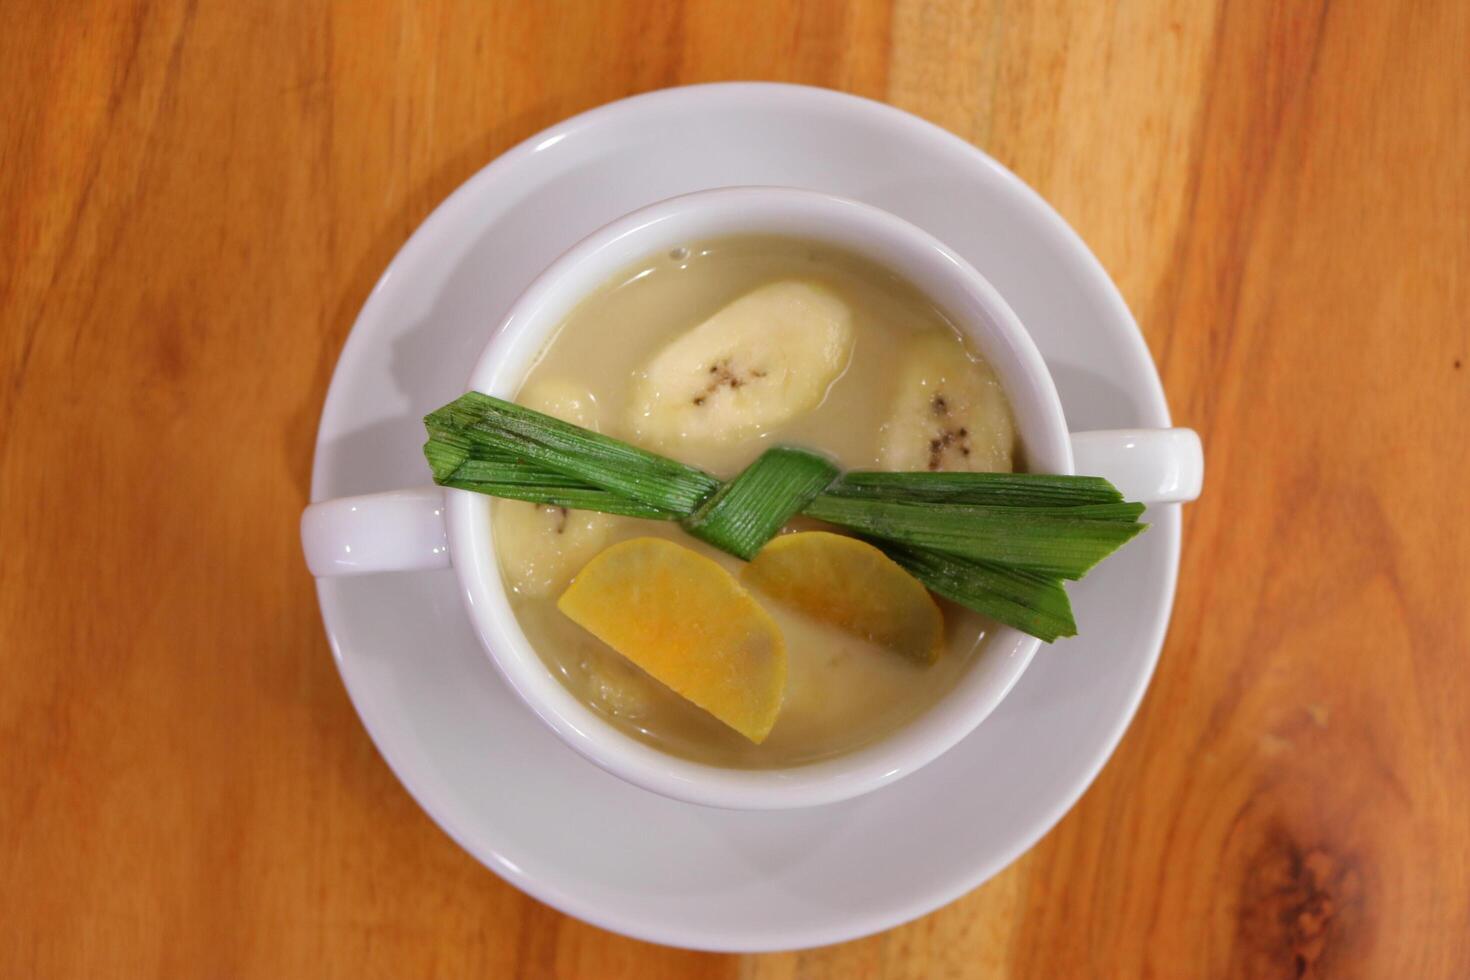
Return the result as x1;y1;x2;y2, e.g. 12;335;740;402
628;279;854;447
878;332;1016;472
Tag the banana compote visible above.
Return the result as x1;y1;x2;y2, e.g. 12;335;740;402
492;235;1018;768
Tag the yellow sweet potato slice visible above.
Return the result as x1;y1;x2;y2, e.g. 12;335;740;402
557;537;787;743
744;531;944;664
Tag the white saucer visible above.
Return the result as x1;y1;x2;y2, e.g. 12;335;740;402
310;83;1180;952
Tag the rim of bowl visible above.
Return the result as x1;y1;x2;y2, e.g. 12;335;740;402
448;186;1071;809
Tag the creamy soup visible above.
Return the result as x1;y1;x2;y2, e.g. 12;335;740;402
491;235;1017;768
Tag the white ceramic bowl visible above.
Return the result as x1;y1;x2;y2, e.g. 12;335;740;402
302;186;1201;810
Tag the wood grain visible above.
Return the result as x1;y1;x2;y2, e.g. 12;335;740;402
3;1;1467;976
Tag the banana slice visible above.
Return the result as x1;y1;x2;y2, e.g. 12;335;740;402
878;332;1016;472
629;280;854;447
492;379;617;597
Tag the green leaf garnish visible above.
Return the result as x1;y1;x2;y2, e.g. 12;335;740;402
427;392;719;514
801;495;1145;579
875;543;1078;643
422;392;1147;641
828;470;1123;506
683;447;840;560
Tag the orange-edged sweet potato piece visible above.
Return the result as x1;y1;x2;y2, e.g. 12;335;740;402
558;538;787;742
744;531;943;664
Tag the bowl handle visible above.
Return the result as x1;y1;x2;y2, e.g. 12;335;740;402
1069;429;1203;504
301;487;450;577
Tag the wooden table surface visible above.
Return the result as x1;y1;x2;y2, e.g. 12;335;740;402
5;2;1468;976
